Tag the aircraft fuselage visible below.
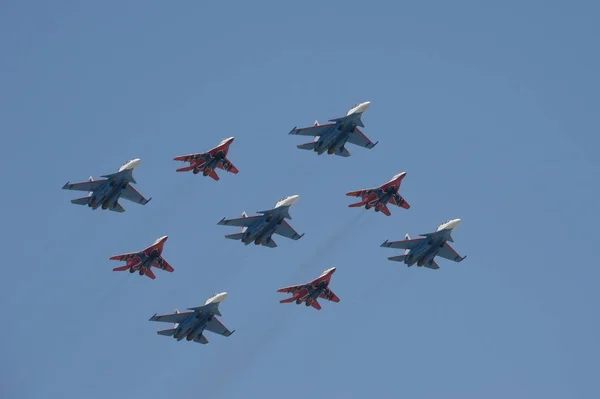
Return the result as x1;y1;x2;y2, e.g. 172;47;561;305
315;114;362;154
174;311;211;341
89;177;128;210
406;237;447;267
296;282;328;304
241;213;284;245
129;249;160;273
194;151;226;175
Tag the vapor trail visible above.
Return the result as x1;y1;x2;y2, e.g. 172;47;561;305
202;211;370;397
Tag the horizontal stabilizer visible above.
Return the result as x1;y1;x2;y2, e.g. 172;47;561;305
335;147;351;157
297;142;317;151
109;203;125;213
425;260;440;270
176;165;196;172
262;238;277;248
71;196;91;206
388;254;408;263
194;334;209;344
157;328;176;337
348;200;367;208
225;232;244;240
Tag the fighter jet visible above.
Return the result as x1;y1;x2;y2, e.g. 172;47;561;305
149;292;235;344
288;101;378;157
173;137;239;181
380;219;467;269
346;172;411;216
217;195;304;248
277;267;340;310
110;236;174;279
62;158;151;212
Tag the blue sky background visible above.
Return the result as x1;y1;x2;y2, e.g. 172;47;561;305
1;1;599;398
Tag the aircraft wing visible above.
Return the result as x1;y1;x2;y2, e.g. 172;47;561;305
273;221;304;240
194;334;209;344
149;312;192;324
173;153;208;164
437;243;466;262
152;257;175;272
381;238;425;250
347;128;378;149
62;179;107;192
288;123;335;137
205;317;235;337
109;252;141;262
319;288;340;303
346;188;376;197
306;298;321;310
217;215;262;227
277;284;309;295
120;184;151;205
216;159;239;174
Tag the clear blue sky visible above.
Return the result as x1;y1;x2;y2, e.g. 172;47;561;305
1;1;599;398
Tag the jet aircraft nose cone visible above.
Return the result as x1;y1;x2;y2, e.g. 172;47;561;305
276;194;300;208
219;137;235;146
119;158;141;171
204;292;228;305
286;195;299;204
347;101;371;116
214;292;228;302
447;218;461;229
438;218;462;231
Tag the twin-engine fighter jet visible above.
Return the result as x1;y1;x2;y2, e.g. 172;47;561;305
289;101;378;157
62;158;151;212
346;172;410;216
381;219;467;269
149;292;235;344
110;236;174;279
173;137;239;181
277;267;340;310
217;195;304;248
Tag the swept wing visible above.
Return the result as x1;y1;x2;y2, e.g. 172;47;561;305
288;123;335;137
346;128;378;149
173;153;208;164
381;238;425;250
437;243;466;262
217;215;262;227
149;312;192;324
62;179;107;192
152;258;175;272
120;185;151;205
205;318;235;337
273;221;304;240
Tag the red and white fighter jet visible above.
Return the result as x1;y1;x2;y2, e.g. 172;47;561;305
110;236;174;279
173;137;239;181
277;267;340;310
345;172;410;216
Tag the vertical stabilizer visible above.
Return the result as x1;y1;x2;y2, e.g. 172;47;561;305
88;176;94;196
241;212;248;232
404;234;410;254
173;309;180;328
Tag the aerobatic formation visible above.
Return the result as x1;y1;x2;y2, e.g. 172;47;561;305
61;101;467;344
